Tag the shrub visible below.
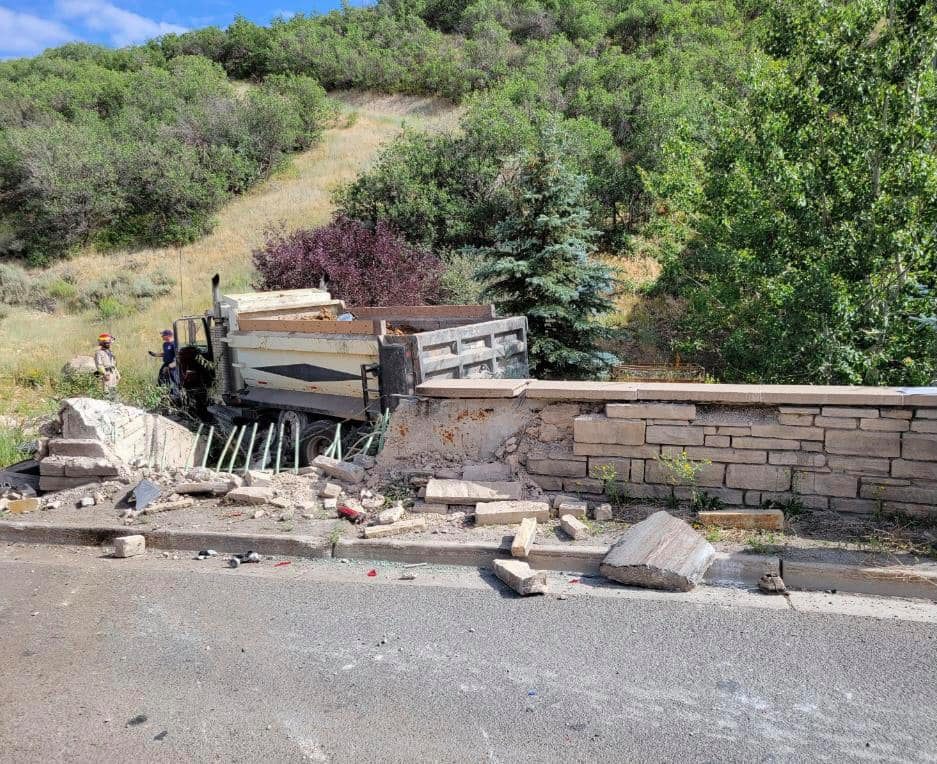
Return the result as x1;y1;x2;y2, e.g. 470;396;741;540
252;215;444;306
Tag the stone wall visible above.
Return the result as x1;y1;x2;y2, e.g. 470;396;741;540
408;380;937;517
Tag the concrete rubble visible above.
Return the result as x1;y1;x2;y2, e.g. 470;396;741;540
475;500;551;526
600;511;715;592
312;456;365;484
560;514;589;540
424;479;523;504
363;518;426;539
493;559;548;595
113;535;146;558
510;517;537;558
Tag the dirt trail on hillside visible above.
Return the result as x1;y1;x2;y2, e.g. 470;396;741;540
0;93;461;414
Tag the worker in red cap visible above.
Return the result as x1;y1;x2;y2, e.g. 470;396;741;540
94;333;120;398
148;328;176;386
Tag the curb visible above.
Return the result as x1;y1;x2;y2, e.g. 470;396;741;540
1;520;934;601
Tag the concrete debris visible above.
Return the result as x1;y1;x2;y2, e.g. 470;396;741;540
195;549;218;560
462;463;512;482
697;509;785;531
47;439;111;459
131;479;162;511
252;510;266;519
377;503;405;525
113;535;146;558
227;487;274;505
78;496;95;507
758;573;787;594
362;518;426;539
510;517;537;558
493;559;547;596
8;497;40;514
320;483;343;499
277;509;295;522
361;493;386;511
312;456;365;484
44;500;62;511
269;497;292;510
424;479;522;505
323;497;338;511
555;499;587;519
144;498;194;514
600;511;715;592
174;481;232;496
560;514;589;540
593;503;613;522
245;471;273;488
475;500;550;526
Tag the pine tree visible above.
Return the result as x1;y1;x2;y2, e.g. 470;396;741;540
475;131;616;379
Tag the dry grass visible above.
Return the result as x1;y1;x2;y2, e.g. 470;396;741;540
0;92;462;416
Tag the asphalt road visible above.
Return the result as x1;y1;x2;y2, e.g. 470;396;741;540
1;544;936;763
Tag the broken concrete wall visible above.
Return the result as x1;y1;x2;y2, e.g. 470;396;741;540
391;381;937;518
59;398;194;470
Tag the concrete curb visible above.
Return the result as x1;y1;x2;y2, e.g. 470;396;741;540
0;521;331;558
2;520;934;601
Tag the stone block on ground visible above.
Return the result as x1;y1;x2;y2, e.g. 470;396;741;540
511;517;537;558
362;518;426;538
492;559;548;595
377;504;405;525
312;456;365;484
600;511;715;592
320;483;343;498
226;486;274;505
462;462;513;481
475;501;550;526
113;535;146;558
593;503;613;522
425;479;522;505
555;499;587;518
245;471;273;487
696;509;784;531
560;514;589;540
47;438;110;459
174;481;232;496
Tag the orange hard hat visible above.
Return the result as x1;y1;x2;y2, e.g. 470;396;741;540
98;333;114;344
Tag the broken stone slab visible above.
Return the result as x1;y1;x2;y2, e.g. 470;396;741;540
555;499;588;519
696;509;784;531
113;535;145;558
244;470;273;487
593;503;613;522
362;518;426;539
600;511;715;592
270;497;292;510
510;517;537;558
320;483;343;499
551;494;580;509
475;501;550;526
47;438;111;459
560;514;589;540
226;487;274;505
492;559;548;595
174;481;232;496
377;504;405;525
312;456;365;484
143;498;194;514
462;462;513;482
425;479;522;505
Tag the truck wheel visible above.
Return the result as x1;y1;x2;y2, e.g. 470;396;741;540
301;420;338;465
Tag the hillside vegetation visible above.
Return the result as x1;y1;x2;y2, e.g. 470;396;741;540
0;0;934;388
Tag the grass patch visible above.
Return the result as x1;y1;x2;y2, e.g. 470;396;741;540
0;425;28;468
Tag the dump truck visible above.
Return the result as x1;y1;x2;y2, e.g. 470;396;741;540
171;276;528;464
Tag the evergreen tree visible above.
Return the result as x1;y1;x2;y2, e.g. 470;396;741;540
475;132;616;379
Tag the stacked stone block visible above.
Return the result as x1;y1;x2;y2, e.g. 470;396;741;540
524;401;937;516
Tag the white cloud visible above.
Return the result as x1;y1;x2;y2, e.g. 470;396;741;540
55;0;187;47
0;5;73;57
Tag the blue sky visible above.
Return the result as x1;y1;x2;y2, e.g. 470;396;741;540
0;0;355;59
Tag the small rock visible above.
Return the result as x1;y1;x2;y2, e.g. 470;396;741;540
493;559;547;596
377;503;404;525
758;573;787;594
277;509;295;522
252;510;266;519
320;483;342;499
322;497;338;511
244;471;273;488
78;496;95;507
270;497;292;510
399;572;416;581
44;500;62;511
113;535;146;558
593;503;613;522
301;513;316;520
227;486;274;505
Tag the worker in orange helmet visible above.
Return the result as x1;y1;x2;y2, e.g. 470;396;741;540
94;333;120;398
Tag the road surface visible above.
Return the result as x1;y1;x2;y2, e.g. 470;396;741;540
0;543;935;762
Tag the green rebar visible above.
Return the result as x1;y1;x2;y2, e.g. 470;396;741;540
200;426;214;468
184;423;204;470
260;424;274;471
274;421;285;474
227;425;246;473
293;425;300;474
215;427;236;471
242;422;258;473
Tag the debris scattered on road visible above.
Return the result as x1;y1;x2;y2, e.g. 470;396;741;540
228;551;261;568
131;479;161;511
600;511;715;592
112;534;145;558
399;572;417;580
362;517;426;538
195;549;218;560
493;559;548;596
758;573;787;594
78;496;95;507
511;517;537;558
